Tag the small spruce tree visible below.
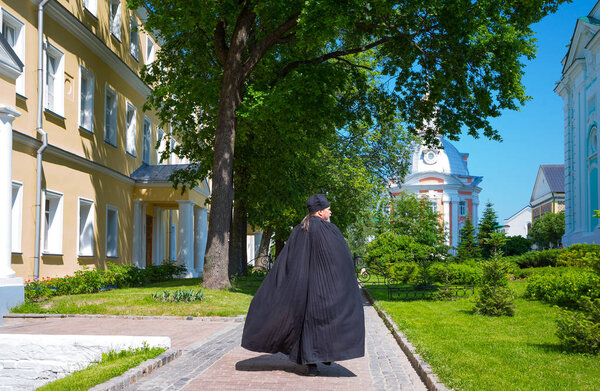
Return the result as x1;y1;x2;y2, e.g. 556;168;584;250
457;216;480;260
473;233;515;316
478;202;499;259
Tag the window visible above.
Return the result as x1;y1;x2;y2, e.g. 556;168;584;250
78;198;94;256
429;200;438;213
125;102;136;156
79;66;94;131
146;36;155;64
142;117;151;164
459;201;466;216
106;205;118;257
45;42;65;115
109;0;122;40
1;10;25;95
11;182;23;253
104;86;117;146
157;128;165;164
83;0;97;16
43;190;63;254
169;137;177;164
129;16;139;59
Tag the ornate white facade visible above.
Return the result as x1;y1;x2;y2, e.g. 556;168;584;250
556;3;600;245
389;137;482;249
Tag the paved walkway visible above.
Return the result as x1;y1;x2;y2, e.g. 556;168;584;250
1;298;427;391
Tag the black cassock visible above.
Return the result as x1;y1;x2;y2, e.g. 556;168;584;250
241;216;365;364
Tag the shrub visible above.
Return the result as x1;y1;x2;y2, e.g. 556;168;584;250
72;267;106;294
556;297;600;354
524;269;600;309
473;256;515;316
502;236;532;256
429;261;482;285
504;249;563;269
104;262;137;288
24;277;55;301
388;262;421;284
557;244;600;272
144;261;187;282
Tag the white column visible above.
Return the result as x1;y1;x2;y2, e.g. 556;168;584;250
0;106;20;279
194;207;208;277
177;200;195;278
451;197;460;248
152;206;164;265
132;200;146;268
442;193;451;247
472;196;480;230
0;106;23;325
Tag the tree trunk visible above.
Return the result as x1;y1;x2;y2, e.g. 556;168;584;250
202;9;254;289
230;199;248;276
255;226;273;270
275;237;284;257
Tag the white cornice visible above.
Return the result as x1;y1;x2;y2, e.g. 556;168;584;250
13;130;135;185
42;1;150;97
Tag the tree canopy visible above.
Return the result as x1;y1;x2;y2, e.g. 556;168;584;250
129;0;569;288
530;211;565;249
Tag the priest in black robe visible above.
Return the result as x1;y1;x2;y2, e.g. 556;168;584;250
241;194;365;376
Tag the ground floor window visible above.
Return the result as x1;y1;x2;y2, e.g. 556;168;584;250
106;205;118;258
43;190;63;254
78;198;94;256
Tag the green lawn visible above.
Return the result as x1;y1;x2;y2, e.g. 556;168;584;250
366;281;600;391
12;278;259;317
37;346;165;391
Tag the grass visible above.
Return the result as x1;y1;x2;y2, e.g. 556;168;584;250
12;278;260;317
36;345;165;391
365;280;600;391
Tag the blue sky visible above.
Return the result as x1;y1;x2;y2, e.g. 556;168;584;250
453;0;595;222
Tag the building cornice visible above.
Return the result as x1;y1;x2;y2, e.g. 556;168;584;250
13;130;135;185
40;0;150;97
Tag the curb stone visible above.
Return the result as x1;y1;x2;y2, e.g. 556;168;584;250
88;348;182;391
361;287;451;391
4;313;246;322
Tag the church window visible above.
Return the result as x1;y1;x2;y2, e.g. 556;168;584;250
588;126;599;229
459;201;466;216
429;200;438;213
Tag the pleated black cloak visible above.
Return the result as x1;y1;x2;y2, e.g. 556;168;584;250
241;217;365;365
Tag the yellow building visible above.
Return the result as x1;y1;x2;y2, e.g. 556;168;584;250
530;164;565;221
1;0;210;281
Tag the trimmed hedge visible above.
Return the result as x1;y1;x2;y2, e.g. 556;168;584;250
524;268;600;309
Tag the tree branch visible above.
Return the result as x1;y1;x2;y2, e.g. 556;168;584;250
335;57;373;71
243;13;300;78
270;37;392;87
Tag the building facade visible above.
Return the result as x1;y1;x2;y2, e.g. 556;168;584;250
502;205;531;238
389;136;482;249
530;164;565;222
555;2;600;246
2;0;209;280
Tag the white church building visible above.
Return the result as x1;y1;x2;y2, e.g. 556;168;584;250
555;2;600;245
389;136;482;249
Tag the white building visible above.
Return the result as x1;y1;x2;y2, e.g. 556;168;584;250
502;206;531;238
389;136;482;248
555;2;600;245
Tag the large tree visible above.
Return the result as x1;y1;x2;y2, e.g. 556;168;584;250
130;0;567;288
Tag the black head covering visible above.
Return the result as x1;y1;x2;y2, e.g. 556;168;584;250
307;194;330;213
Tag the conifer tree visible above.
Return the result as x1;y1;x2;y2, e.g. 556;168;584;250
478;202;499;259
457;216;480;260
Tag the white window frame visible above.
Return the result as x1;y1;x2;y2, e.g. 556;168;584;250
169;137;176;164
429;200;438;213
109;0;122;40
11;181;23;253
1;9;25;95
129;15;139;60
79;66;94;132
83;0;97;17
142;116;151;164
146;36;155;64
78;198;95;257
44;42;65;116
157;128;165;164
459;201;467;217
43;190;64;255
125;101;137;156
106;205;118;258
104;85;117;146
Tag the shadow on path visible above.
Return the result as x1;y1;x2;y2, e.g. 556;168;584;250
235;352;357;377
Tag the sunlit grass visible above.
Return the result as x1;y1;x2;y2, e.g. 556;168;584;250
12;278;260;317
36;345;165;391
366;280;600;391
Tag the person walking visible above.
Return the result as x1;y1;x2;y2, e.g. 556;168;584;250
241;194;365;376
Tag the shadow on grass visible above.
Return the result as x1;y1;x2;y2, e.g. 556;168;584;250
527;342;569;354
